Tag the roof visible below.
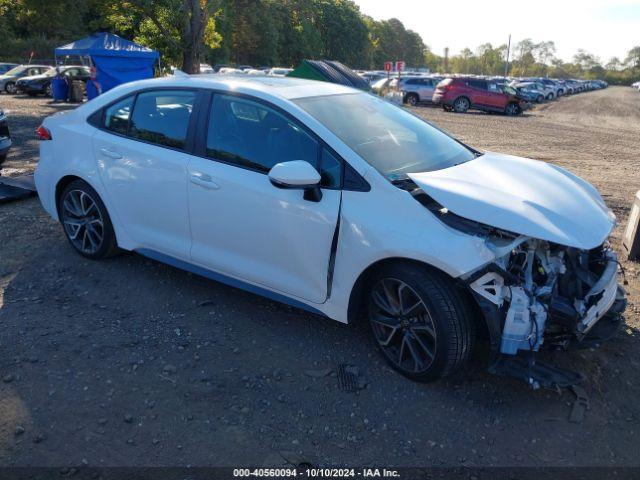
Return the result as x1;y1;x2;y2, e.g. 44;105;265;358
55;33;159;59
143;74;360;100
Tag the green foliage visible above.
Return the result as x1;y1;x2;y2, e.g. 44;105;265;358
0;0;638;84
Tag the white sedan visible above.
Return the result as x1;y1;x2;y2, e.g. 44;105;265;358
35;75;626;384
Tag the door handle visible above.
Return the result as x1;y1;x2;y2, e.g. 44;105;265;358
100;148;123;159
190;172;220;190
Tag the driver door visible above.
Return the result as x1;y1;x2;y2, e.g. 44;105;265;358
187;93;342;304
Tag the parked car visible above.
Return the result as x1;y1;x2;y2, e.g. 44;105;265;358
433;77;525;115
400;77;438;106
16;65;90;97
0;64;53;94
0;62;19;75
268;68;293;77
0;108;11;166
512;82;547;103
33;75;626;384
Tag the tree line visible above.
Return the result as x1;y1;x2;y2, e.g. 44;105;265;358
1;0;639;84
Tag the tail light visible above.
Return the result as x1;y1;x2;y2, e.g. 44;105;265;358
36;125;52;141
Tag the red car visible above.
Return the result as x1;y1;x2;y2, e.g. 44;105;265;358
432;77;525;115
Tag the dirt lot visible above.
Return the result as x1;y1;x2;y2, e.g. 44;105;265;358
0;87;639;470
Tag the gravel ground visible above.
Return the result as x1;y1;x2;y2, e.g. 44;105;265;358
0;87;639;469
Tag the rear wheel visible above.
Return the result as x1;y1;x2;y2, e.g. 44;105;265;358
453;96;470;113
367;264;475;382
536;95;544;103
58;179;119;259
546;93;554;100
405;93;419;106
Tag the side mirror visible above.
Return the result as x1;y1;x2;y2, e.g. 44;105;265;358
268;160;322;202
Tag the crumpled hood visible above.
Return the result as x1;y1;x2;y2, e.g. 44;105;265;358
408;152;615;249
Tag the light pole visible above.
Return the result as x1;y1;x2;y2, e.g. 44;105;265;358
504;34;511;78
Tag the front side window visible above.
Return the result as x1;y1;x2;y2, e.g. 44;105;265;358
104;95;134;136
129;90;196;149
294;93;476;180
206;94;318;174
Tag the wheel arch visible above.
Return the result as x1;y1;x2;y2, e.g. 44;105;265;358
346;257;486;337
55;174;87;216
54;174;130;250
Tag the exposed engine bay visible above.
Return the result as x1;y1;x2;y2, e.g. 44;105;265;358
400;179;628;371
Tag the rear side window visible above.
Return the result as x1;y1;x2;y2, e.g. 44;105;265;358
104;96;134;136
129;90;196;150
206;94;318;174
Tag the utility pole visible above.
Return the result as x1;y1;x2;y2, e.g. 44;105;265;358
504;34;511;78
444;47;449;73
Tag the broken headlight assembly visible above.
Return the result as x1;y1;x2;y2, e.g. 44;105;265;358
409;184;628;388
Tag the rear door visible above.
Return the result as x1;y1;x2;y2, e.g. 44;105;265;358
186;92;342;304
466;79;489;106
93;89;199;259
417;79;435;101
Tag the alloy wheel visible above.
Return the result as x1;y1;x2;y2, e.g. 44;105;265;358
454;98;469;113
45;84;53;97
369;278;437;374
61;189;105;255
6;83;16;94
505;103;520;116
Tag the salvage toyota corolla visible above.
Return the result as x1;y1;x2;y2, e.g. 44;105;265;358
34;75;626;386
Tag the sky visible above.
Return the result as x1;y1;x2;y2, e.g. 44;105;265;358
352;0;640;64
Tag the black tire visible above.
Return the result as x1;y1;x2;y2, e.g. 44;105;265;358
453;96;470;113
405;93;419;106
536;95;544;103
58;179;119;259
367;263;475;382
505;102;521;116
45;83;53;97
5;82;16;94
546;93;553;101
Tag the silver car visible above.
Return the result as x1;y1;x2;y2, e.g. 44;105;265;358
401;77;437;106
0;65;52;94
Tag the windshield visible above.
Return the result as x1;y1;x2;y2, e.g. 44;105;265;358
4;66;26;76
294;93;476;179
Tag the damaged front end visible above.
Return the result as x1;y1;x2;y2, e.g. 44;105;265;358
467;238;627;354
406;181;627;388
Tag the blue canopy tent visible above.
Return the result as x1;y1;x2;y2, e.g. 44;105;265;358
55;33;159;100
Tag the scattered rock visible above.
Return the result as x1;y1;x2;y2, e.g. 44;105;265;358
304;368;332;378
124;414;134;423
3;373;15;383
163;364;177;374
14;426;25;436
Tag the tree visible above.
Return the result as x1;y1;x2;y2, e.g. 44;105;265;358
625;46;640;70
103;0;222;72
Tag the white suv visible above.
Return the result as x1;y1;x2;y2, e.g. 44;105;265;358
35;76;626;385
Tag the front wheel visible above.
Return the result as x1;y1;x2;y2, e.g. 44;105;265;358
367;264;475;382
505;102;521;116
45;83;53;97
537;95;544;103
5;82;16;94
546;93;554;100
58;179;119;259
